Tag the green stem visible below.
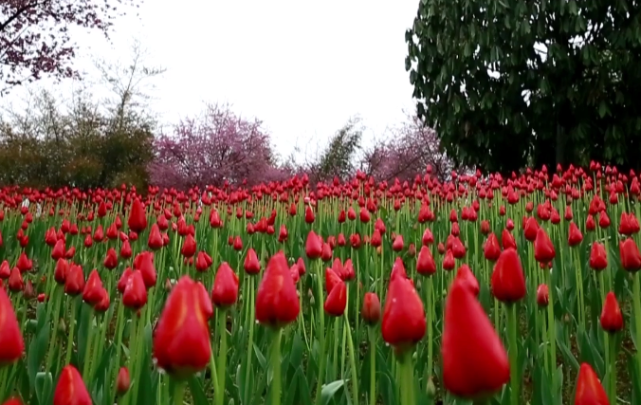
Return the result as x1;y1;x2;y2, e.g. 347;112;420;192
426;277;433;383
173;380;186;405
399;353;415;405
314;260;326;405
344;311;359;405
82;312;95;378
633;272;641;394
271;328;283;405
243;277;255;404
64;296;78;366
216;308;228;405
507;303;519;405
368;328;376;405
608;333;617;405
545;270;557;394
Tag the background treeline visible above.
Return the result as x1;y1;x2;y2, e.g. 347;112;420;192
0;47;456;191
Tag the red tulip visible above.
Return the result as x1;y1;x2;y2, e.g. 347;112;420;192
244;248;261;275
104;248;118;270
82;270;104;305
382;274;426;353
534;228;555;263
600;292;623;333
536;284;549;307
568;222;583;246
255;251;300;328
324;279;347;316
362;292;381;325
117;367;130;395
148;223;163;250
442;277;509;398
483;233;501;262
53;365;92;405
589;242;608;271
0;286;24;365
212;262;239;308
153;276;211;377
491;248;526;303
455;264;479;297
620;238;641;271
181;234;197;258
122;270;147;309
305;230;323;260
128;198;147;233
574;363;610;405
416;246;436;276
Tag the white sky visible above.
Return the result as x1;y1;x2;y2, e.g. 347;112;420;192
2;0;419;164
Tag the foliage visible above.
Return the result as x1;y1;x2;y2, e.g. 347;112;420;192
360;114;454;182
0;89;154;189
406;0;641;174
0;0;141;93
149;103;289;190
301;117;363;184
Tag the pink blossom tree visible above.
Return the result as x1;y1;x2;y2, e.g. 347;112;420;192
148;104;289;189
360;114;454;182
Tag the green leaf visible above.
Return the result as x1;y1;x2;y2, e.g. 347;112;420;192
35;371;53;405
320;380;345;405
188;376;209;405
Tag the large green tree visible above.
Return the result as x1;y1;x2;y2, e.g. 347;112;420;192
406;0;641;173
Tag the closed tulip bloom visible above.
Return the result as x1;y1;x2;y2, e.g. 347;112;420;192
305;230;323;259
501;228;517;250
620;238;641;271
120;239;132;259
2;398;23;405
134;251;157;288
589;242;608;271
122;270;147;309
392;235;404;251
181;234;197;258
451;237;466;258
382;274;426;353
64;264;85;296
483;233;501;262
325;268;343;294
491;248;526;303
416;245;436;276
523;217;539;241
195;251;213;273
153;276;211;378
103;248;118;270
127;198;147;233
574;363;610;405
534;228;555;264
362;292;381;325
536;284;549;307
600;292;623;333
586;215;596;231
82;270;104;305
0;286;24;365
148;223;163;250
8;267;23;292
443;250;455;271
442;277;509;398
212;262;239;308
116;367;130;395
255;251;300;328
53;365;92;405
568;222;583;247
455;264;479;297
244;248;261;275
324;280;347;316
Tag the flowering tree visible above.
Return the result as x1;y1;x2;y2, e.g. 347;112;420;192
0;0;140;93
360;114;455;182
149;104;289;189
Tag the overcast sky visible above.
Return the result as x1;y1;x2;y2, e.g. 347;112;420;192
3;0;420;164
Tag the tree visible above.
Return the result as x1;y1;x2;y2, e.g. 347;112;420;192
0;0;140;93
406;0;641;173
360;114;454;182
303;117;363;184
149;103;289;190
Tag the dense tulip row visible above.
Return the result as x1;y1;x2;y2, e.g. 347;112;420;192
0;163;639;404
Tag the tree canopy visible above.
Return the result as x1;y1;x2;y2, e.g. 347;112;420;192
0;0;140;93
406;0;641;173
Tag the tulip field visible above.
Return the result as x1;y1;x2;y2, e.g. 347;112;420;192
2;164;641;405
